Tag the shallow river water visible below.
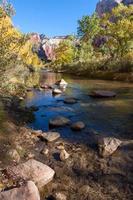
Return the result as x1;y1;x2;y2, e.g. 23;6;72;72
26;72;133;142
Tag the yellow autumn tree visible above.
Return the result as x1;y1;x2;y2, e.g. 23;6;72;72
54;40;75;69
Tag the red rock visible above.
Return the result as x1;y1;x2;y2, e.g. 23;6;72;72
0;181;40;200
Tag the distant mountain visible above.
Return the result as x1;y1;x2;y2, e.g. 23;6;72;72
96;0;133;16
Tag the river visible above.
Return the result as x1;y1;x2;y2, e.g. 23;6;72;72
26;71;133;143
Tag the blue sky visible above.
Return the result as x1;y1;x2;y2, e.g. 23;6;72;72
11;0;99;37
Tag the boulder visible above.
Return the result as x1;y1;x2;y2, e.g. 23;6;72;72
64;98;77;104
0;181;40;200
98;137;122;157
7;159;55;189
71;121;85;131
89;90;116;98
60;149;70;161
41;132;60;142
52;88;62;95
49;116;70;127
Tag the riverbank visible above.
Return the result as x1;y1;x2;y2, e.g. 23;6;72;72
0;101;133;200
55;68;133;82
0;73;133;200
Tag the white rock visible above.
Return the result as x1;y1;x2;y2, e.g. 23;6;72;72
7;159;55;189
0;181;40;200
98;137;122;157
56;79;68;89
60;149;70;161
52;88;62;95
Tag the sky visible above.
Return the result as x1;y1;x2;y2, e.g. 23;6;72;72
11;0;99;37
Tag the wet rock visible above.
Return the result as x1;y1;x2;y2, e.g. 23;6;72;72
49;116;70;127
42;132;60;142
7;159;55;188
0;181;40;200
60;149;70;161
71;121;85;131
7;149;20;163
55;192;67;200
64;98;77;104
98;137;122;157
89;90;116;98
56;79;68;89
52;88;62;95
40;84;52;89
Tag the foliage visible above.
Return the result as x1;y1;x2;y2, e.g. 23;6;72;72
67;4;133;73
78;13;101;42
0;5;42;94
100;4;133;59
53;40;75;69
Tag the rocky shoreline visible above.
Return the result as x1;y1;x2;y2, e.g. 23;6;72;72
0;80;133;200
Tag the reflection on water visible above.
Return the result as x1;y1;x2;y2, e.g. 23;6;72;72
26;72;133;141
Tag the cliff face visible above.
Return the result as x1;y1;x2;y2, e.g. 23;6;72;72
96;0;133;16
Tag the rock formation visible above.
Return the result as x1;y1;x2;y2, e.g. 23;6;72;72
96;0;133;16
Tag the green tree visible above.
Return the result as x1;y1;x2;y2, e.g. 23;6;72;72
101;4;133;58
78;13;101;42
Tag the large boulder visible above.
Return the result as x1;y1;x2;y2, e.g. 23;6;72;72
96;0;133;17
7;159;55;189
98;137;122;156
0;181;40;200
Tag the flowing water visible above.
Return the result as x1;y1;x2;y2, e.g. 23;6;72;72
26;71;133;142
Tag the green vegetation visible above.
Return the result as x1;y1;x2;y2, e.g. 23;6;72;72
53;4;133;75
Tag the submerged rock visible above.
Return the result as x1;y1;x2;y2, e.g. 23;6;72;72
89;90;116;98
71;121;85;131
49;116;70;127
0;181;40;200
64;98;77;104
98;137;122;157
60;149;70;161
7;159;55;188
